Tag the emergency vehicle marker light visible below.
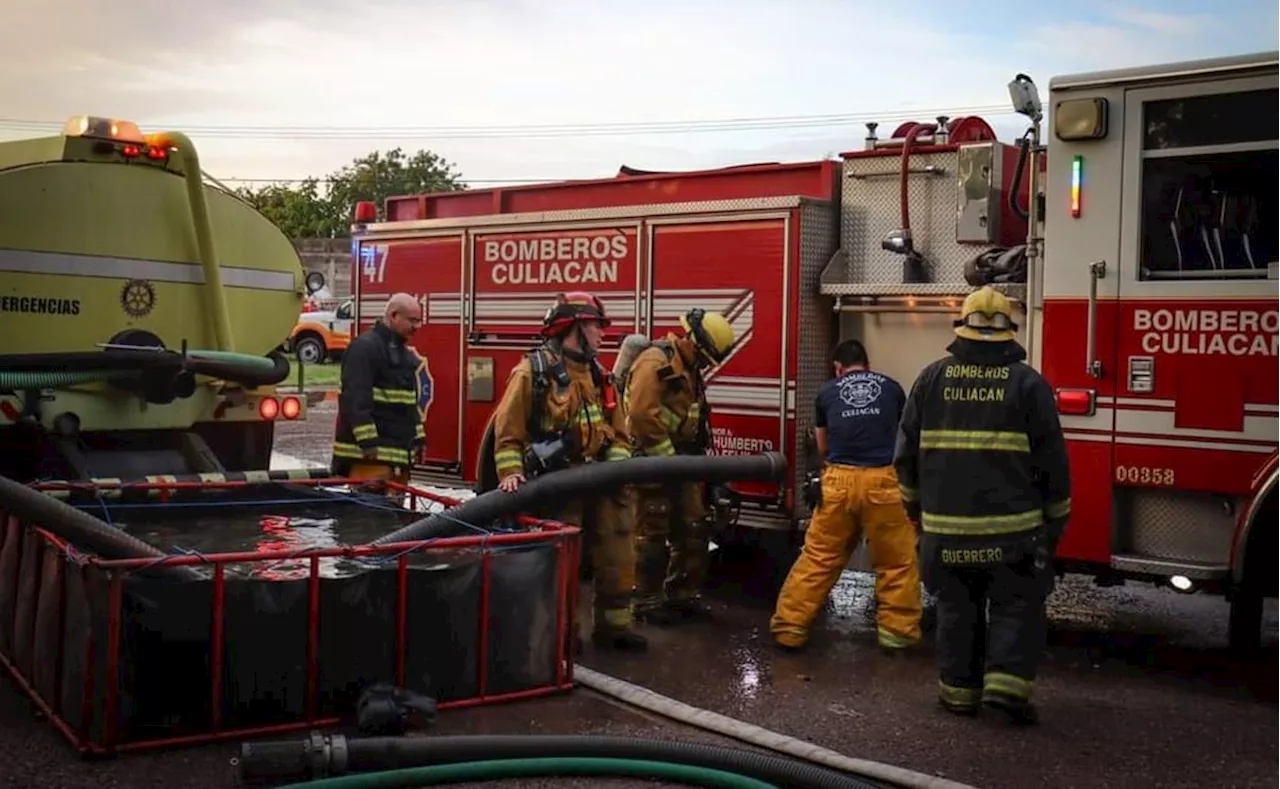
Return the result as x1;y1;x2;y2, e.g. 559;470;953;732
259;397;280;420
281;396;301;420
1055;388;1094;416
63;115;146;143
354;201;378;223
120;144;141;158
1070;155;1083;218
146;145;169;161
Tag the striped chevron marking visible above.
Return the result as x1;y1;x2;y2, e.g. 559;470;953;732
1060;396;1278;454
361;288;793;419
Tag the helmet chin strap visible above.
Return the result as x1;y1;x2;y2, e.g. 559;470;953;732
559;322;594;363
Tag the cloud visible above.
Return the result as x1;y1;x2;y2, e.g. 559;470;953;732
2;0;1271;184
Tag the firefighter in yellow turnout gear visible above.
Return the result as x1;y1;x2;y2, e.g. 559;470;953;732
771;340;923;651
490;291;647;652
621;309;736;625
894;286;1071;725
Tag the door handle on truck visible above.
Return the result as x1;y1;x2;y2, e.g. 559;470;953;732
1085;260;1106;379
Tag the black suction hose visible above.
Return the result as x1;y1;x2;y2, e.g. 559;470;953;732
0;474;200;581
369;451;788;546
236;733;885;789
0;348;290;388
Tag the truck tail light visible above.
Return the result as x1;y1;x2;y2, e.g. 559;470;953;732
259;397;280;420
281;396;302;420
1055;388;1095;416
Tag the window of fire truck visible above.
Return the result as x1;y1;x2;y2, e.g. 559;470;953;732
1138;87;1277;282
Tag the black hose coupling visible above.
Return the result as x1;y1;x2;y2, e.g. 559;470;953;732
234;730;348;786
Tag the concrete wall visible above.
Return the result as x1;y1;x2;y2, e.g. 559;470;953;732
294;238;351;297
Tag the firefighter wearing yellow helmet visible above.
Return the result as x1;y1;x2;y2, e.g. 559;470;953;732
894;286;1072;725
618;308;735;625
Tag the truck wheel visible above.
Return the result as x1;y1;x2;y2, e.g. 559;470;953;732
295;335;326;365
1228;591;1264;656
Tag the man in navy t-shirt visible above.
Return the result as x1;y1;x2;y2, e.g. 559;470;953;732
770;339;922;652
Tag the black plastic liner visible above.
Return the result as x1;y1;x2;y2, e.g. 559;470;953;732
0;485;570;748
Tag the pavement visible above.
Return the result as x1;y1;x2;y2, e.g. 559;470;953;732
2;400;1276;789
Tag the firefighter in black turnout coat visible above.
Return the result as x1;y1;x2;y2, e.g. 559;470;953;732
331;293;427;483
894;286;1071;724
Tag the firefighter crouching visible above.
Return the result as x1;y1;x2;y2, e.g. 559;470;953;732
770;339;922;652
490;291;647;652
331;293;427;484
894;286;1071;725
621;309;735;625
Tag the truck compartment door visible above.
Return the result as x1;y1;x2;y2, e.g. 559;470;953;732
648;217;789;506
1109;76;1278;574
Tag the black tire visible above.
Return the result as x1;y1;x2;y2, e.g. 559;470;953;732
294;334;327;365
1228;492;1276;657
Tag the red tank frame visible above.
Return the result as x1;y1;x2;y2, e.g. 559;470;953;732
0;477;581;756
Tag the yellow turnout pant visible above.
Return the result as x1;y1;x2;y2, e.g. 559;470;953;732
771;463;922;649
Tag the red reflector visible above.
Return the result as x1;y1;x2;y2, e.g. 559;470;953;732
1055;388;1095;416
258;397;280;420
120;144;141;158
281;396;301;420
354;201;378;223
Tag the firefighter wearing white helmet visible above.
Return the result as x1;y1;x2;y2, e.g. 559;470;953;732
894;286;1072;725
618;308;735;625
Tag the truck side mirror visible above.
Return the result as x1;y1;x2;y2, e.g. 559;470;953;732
305;271;326;295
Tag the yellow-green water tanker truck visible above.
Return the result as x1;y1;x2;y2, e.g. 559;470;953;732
0;116;327;483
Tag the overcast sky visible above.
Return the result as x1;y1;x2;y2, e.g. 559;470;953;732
2;0;1276;187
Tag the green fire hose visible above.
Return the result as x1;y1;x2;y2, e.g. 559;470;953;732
276;757;779;788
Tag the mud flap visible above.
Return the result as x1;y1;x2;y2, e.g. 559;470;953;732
473;415;500;495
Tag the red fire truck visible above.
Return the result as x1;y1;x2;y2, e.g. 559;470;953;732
349;50;1277;650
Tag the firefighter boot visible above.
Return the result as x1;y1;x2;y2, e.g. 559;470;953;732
664;597;714;623
982;690;1038;725
937;682;981;717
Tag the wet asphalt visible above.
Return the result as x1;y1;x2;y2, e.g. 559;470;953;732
2;397;1276;789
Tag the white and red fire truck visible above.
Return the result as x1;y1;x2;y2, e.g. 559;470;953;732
349;50;1277;650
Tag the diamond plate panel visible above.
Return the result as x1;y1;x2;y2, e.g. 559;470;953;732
1118;489;1237;563
842;149;992;285
794;200;840;519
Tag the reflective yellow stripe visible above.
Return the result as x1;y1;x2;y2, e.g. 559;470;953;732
352;423;378;442
494;449;524;476
579;403;604;425
1044;498;1071;519
659;406;684;433
920;509;1042;536
602;607;634;629
877;627;918;649
984;671;1034;700
333;441;410;465
645;438;676;457
919;429;1030;452
414;424;426;439
938;681;981;706
605;445;631;462
899;485;919;502
372;387;416;404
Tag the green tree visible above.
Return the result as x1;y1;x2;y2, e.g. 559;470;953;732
233;147;467;238
233;178;330;238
